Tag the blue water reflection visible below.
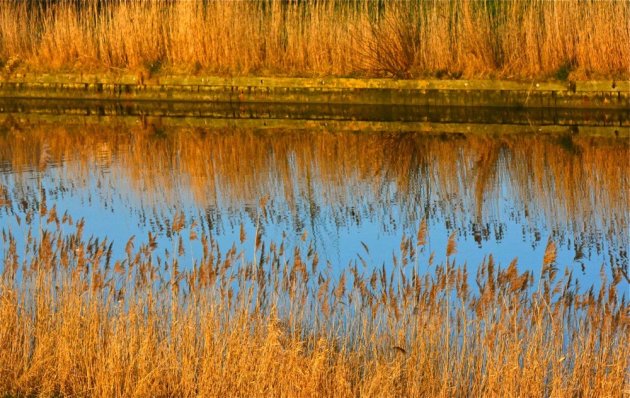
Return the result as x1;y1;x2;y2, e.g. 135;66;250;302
0;125;627;290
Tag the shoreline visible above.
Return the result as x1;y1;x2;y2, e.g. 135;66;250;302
1;97;627;138
1;73;628;110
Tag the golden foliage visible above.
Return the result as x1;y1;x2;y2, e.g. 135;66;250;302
0;0;627;79
0;202;627;397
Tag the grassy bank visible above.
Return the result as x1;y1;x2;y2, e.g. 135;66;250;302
0;203;627;396
1;0;628;80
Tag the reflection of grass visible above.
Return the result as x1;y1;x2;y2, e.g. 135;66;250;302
557;134;582;155
0;124;626;245
0;1;628;79
0;205;627;396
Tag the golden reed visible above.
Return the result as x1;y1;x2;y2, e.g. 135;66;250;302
0;204;627;396
0;123;628;397
0;0;628;79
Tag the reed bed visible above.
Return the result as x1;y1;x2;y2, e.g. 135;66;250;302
0;122;628;395
0;0;628;79
0;194;628;397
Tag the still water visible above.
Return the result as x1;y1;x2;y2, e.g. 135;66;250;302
0;113;628;289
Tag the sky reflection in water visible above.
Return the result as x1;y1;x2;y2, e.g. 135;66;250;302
0;123;627;289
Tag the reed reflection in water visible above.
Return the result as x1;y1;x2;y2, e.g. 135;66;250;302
0;122;627;286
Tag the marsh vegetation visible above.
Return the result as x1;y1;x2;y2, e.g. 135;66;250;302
0;1;628;394
0;122;628;396
1;0;628;79
0;192;627;396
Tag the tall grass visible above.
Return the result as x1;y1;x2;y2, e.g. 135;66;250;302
0;121;627;395
0;196;627;396
0;0;628;79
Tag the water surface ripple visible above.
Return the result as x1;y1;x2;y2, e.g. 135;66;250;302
0;118;627;289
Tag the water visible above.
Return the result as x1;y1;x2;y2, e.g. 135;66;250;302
0;105;628;290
